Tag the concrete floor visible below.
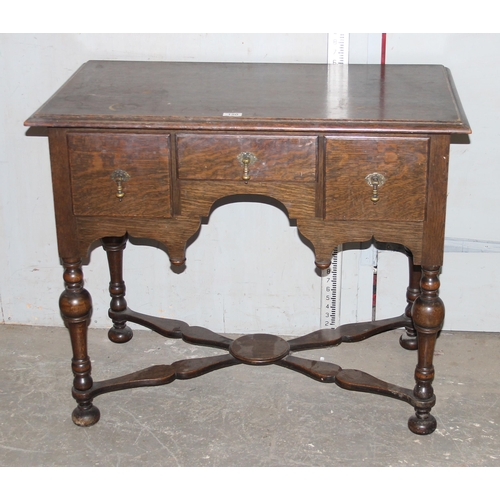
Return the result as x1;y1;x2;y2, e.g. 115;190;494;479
0;323;499;467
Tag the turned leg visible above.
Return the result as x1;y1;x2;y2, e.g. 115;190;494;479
59;258;100;426
408;265;443;435
102;235;133;343
400;253;421;351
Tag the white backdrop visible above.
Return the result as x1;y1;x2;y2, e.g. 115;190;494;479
1;33;499;333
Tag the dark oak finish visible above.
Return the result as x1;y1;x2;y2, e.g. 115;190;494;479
102;235;133;343
177;133;317;181
25;61;470;435
68;132;172;218
229;334;291;365
325;135;429;221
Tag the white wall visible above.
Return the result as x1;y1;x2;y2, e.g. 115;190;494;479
1;33;499;334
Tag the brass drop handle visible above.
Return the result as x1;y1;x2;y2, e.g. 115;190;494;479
110;169;131;201
237;152;257;183
365;172;386;204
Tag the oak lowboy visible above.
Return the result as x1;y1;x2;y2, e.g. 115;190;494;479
25;61;471;434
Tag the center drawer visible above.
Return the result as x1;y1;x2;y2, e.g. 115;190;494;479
176;134;317;182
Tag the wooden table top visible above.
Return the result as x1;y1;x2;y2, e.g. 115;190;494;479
25;60;471;134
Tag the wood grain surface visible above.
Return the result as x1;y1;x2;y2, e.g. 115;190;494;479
68;132;172;218
177;133;317;181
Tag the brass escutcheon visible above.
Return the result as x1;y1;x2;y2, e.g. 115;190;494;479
237;152;257;183
365;172;386;203
110;169;131;201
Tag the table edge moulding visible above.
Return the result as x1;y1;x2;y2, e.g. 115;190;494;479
25;61;471;435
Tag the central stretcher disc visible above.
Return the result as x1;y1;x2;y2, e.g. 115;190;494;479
229;334;290;365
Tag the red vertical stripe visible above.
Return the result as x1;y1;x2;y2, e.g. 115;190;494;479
381;33;387;65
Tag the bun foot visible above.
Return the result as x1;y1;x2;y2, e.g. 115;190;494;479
408;411;437;435
399;331;418;351
72;403;101;427
108;325;133;343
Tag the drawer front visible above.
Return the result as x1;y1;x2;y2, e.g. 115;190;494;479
325;136;429;221
68;133;171;218
176;134;317;182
